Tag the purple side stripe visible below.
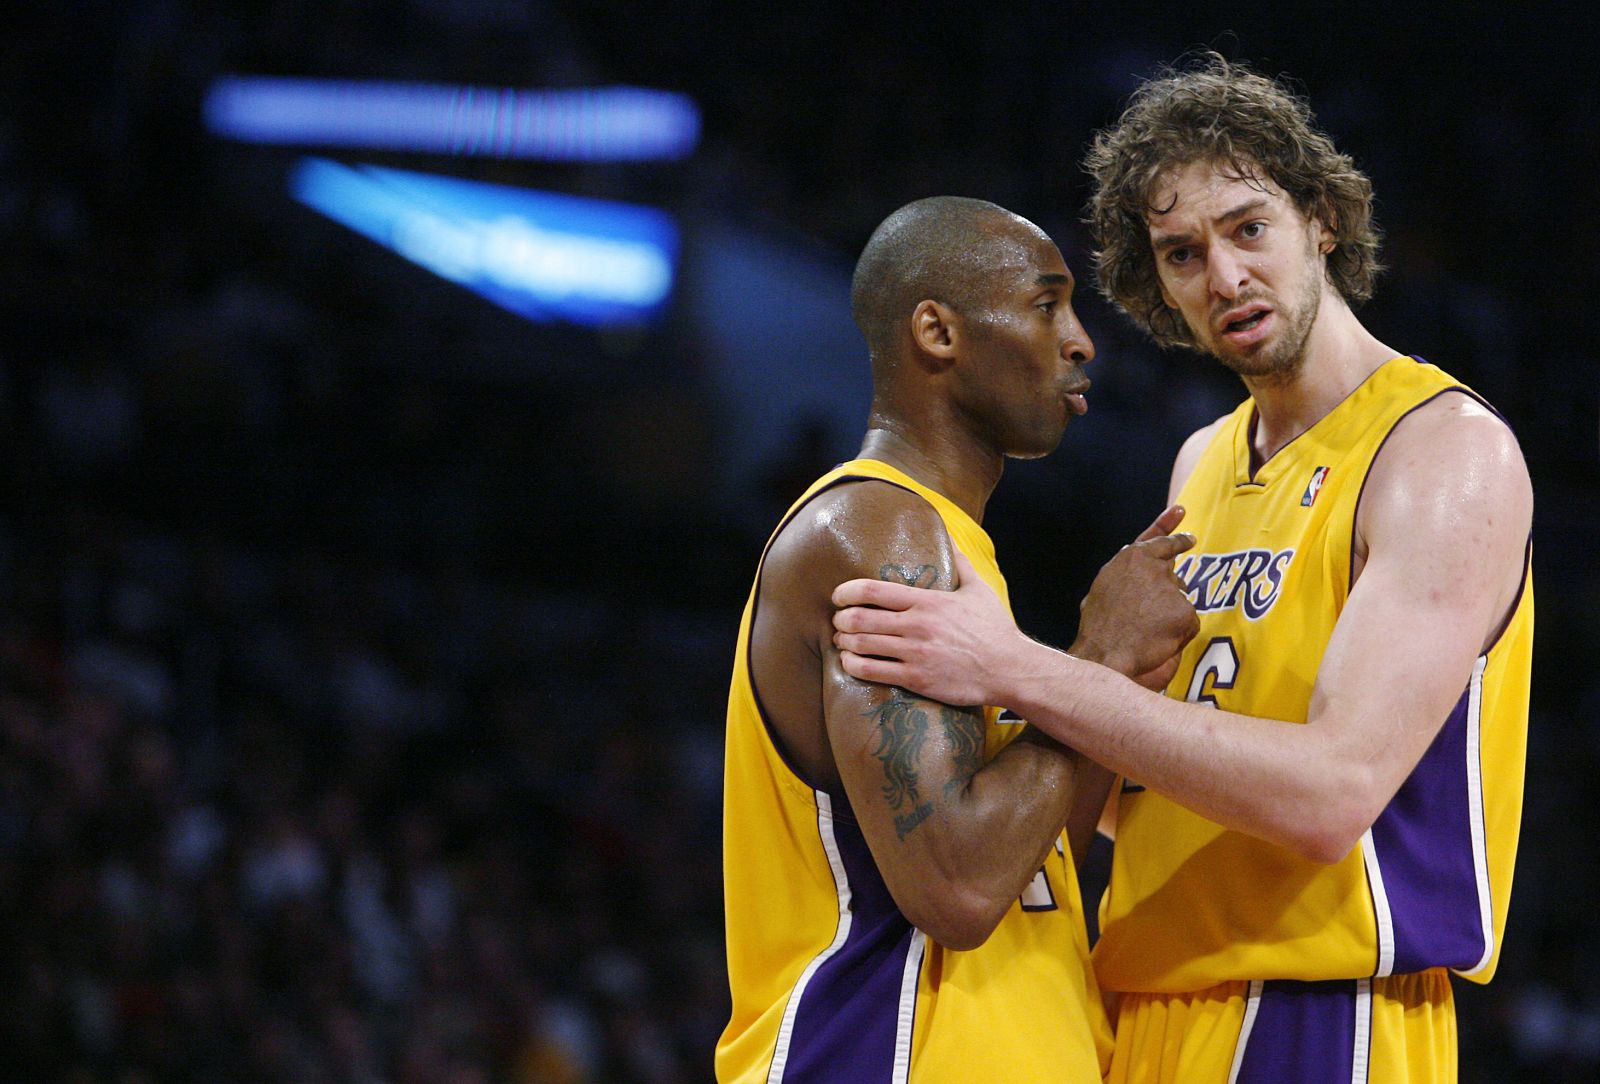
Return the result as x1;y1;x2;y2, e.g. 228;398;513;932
779;799;918;1082
1369;684;1487;974
1235;979;1359;1084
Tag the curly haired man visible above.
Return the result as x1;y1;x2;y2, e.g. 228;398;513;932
833;56;1533;1083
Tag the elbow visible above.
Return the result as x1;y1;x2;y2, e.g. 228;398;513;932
1290;824;1366;866
898;884;1009;952
1279;787;1381;866
1252;745;1390;865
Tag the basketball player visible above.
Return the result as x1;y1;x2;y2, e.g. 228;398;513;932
830;58;1533;1083
717;196;1200;1083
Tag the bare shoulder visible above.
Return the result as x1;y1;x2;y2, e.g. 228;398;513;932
1363;390;1532;522
1355;390;1531;607
763;479;957;617
1168;414;1232;503
751;479;957;790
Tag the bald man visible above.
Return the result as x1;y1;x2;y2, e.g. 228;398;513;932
715;197;1198;1083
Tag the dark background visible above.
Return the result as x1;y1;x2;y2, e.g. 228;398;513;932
2;2;1596;1081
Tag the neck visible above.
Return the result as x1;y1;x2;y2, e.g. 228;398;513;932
856;411;1003;524
1242;295;1399;464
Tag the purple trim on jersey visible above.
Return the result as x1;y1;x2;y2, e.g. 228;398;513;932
1346;364;1517;600
745;472;922;794
1481;536;1532;656
779;801;920;1082
1369;684;1486;973
1235;979;1359;1084
1346;385;1466;593
1241;356;1431;485
1337;362;1522;974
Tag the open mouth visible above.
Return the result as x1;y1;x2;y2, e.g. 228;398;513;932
1225;311;1268;333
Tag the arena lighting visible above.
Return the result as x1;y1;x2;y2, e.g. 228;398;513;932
291;158;678;326
205;75;700;162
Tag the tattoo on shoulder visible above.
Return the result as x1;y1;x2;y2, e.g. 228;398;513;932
877;563;940;588
866;690;987;839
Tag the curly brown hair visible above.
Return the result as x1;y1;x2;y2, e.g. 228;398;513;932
1083;53;1383;350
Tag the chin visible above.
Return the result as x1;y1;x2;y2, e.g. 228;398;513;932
1008;431;1068;460
1212;340;1305;381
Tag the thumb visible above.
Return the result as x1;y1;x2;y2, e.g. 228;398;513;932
953;547;990;593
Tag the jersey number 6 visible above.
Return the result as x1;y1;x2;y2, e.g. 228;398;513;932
1183;637;1239;708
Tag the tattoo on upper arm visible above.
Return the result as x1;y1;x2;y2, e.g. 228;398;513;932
878;563;941;588
869;690;935;839
867;689;987;840
939;706;984;800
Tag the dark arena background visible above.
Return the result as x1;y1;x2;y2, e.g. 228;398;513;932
2;3;1596;1081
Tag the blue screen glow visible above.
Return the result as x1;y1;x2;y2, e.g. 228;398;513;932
208;76;700;162
291;158;678;326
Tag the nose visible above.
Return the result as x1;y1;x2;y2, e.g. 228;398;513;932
1061;309;1095;365
1207;245;1248;299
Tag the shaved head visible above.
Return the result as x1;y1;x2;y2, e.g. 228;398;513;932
851;196;1044;361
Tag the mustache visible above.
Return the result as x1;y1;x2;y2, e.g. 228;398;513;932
1212;290;1271;324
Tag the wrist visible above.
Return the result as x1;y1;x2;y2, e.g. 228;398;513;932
1067;634;1134;677
1009;634;1068;710
1002;636;1094;748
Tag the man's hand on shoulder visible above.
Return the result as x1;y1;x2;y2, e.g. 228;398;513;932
831;548;1023;707
831;506;1199;703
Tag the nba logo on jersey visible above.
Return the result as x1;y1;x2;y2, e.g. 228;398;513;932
1301;466;1331;507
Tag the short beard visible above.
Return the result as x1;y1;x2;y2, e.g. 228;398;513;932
1212;275;1320;385
1209;241;1324;386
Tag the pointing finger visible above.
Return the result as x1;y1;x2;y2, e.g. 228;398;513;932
1135;505;1186;543
1135;532;1197;560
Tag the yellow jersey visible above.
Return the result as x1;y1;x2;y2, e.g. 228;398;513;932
717;459;1110;1083
1095;357;1533;994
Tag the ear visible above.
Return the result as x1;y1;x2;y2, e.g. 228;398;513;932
1314;206;1337;254
911;299;959;365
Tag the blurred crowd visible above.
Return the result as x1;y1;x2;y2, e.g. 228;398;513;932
3;2;1598;1082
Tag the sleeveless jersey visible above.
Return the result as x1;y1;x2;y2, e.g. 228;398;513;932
1094;357;1533;994
717;459;1111;1083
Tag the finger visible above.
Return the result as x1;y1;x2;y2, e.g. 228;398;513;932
1134;532;1197;560
833;605;907;636
1134;505;1186;543
831;577;923;610
838;649;906;686
832;631;912;661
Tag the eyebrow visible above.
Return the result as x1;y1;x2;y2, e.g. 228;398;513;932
1035;272;1073;288
1150;197;1273;251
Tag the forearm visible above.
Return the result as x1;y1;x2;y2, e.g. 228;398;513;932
1057;634;1158;865
1063;758;1115;867
831;678;1081;949
932;728;1077;912
998;641;1372;861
